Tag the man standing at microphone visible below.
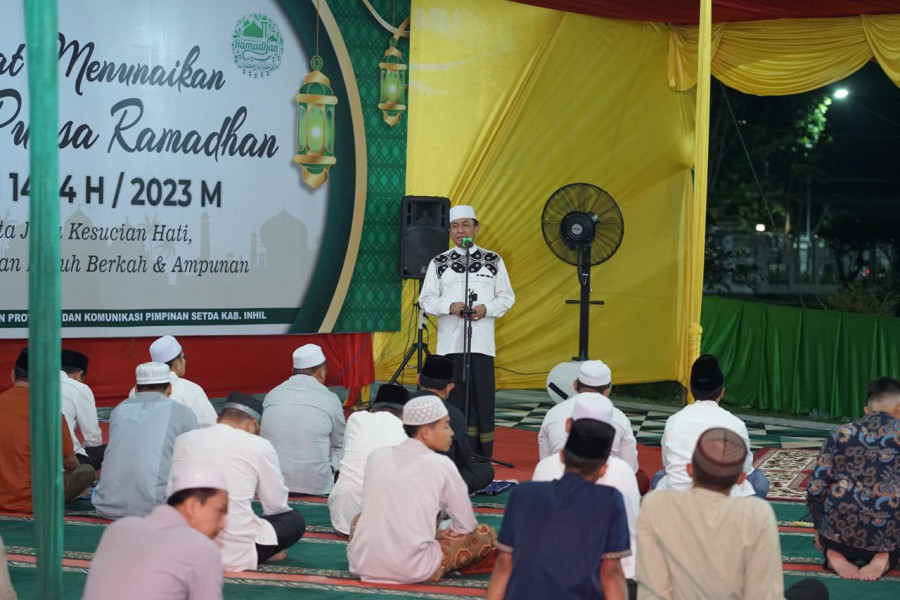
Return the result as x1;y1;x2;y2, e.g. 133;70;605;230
419;205;515;458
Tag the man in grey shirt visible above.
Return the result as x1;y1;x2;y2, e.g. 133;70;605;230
92;362;198;519
84;465;228;599
261;344;345;495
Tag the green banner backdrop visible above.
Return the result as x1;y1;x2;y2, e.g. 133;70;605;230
701;295;900;419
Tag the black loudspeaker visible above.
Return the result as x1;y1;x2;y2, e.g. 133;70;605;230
399;196;450;279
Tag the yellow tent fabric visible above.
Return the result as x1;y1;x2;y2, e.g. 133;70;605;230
669;14;900;95
374;0;697;389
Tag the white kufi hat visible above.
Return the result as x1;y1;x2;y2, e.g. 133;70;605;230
136;362;171;385
150;335;182;363
571;393;614;425
168;464;228;495
293;344;326;369
449;205;476;222
578;360;612;388
402;395;449;426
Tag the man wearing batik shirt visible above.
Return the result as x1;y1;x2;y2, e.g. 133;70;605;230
487;418;630;600
807;377;900;581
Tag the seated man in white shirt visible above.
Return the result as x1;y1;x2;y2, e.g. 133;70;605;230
538;360;642;484
328;383;408;535
84;465;228;600
60;349;106;470
347;395;496;584
532;393;641;598
652;354;770;498
169;391;305;572
129;335;218;428
261;344;346;495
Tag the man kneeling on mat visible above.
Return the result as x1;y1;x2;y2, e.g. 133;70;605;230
347;395;496;583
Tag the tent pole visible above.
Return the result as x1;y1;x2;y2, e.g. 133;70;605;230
24;0;63;597
684;0;713;401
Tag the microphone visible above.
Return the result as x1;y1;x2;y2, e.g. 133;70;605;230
462;237;474;248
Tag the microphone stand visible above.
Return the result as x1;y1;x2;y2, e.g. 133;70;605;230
460;242;475;426
460;239;515;469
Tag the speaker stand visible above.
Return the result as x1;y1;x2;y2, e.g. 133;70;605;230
389;296;432;386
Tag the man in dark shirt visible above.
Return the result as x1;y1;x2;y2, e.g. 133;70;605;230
486;418;629;600
807;376;900;581
415;355;494;493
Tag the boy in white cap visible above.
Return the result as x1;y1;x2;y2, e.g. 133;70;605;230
93;362;198;519
84;465;228;600
262;343;346;495
532;394;641;593
347;395;496;584
419;204;515;458
131;335;217;427
538;360;639;474
170;392;305;572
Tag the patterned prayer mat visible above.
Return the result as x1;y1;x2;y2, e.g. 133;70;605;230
754;448;819;502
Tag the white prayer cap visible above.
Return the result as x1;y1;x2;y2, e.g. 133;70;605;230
402;395;448;426
293;344;326;369
135;362;171;385
578;360;611;388
449;205;477;223
150;335;182;363
168;464;228;495
571;393;614;425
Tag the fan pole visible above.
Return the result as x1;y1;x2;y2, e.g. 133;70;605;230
577;248;591;361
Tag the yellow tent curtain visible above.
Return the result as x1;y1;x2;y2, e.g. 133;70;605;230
669;14;900;95
374;0;697;389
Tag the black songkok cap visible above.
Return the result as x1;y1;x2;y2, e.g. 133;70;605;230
690;354;725;399
15;348;28;372
421;355;454;382
565;419;615;461
61;349;89;373
223;391;264;422
691;427;747;485
373;383;410;407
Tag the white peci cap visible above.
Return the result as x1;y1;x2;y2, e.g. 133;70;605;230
136;362;171;385
449;205;476;223
168;464;228;495
293;344;326;369
571;393;614;425
402;395;448;426
150;335;182;363
578;360;611;388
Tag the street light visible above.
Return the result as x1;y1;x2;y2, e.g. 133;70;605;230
833;88;849;100
755;223;766;232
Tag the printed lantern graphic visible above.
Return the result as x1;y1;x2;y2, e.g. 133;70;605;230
378;38;407;127
294;56;338;190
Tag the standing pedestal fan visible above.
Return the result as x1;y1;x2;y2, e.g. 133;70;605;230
541;183;625;403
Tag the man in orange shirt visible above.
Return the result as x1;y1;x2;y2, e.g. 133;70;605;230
0;348;95;512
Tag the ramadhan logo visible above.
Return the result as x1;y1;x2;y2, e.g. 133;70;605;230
232;14;284;78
